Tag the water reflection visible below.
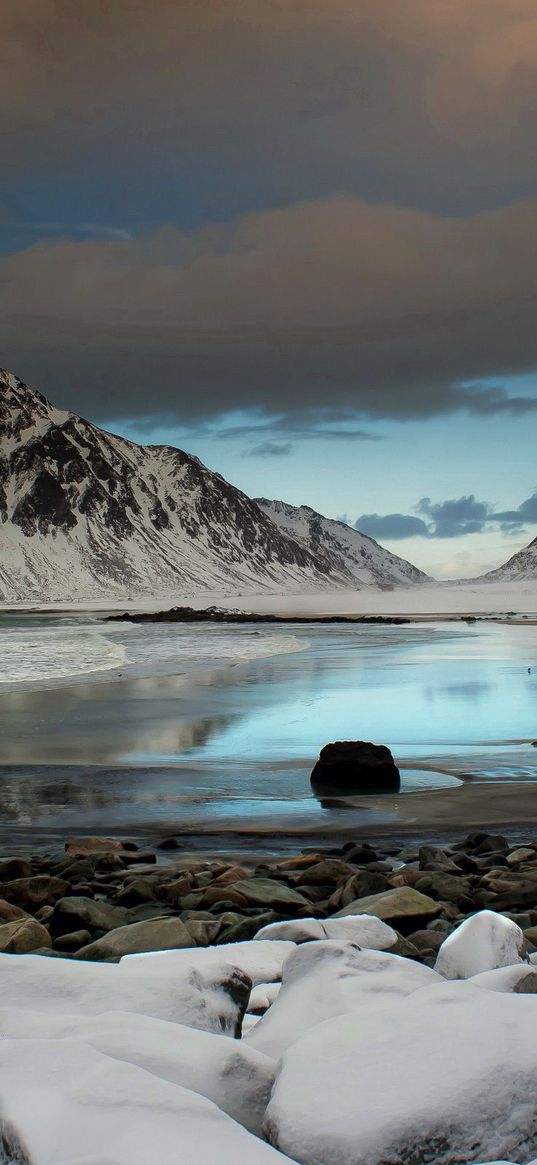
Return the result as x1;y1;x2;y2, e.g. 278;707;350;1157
424;682;493;705
1;620;537;848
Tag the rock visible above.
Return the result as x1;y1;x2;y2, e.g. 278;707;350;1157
328;870;389;911
333;886;442;932
246;941;440;1061
0;858;33;882
0;898;30;923
475;871;537;910
264;981;537;1165
254;918;326;943
0;1007;276;1138
0;918;52;954
454;832;509;855
406;928;445;954
470;964;537;993
49;896;132;938
228;879;311;911
254;914;399;951
296;859;357;886
76;916;195;960
210;865;252;885
53;929;92;952
1;875;70;910
418;845;463;873
65;837;126;857
115;878;157;906
0;1037;288;1164
340;844;379;865
506;847;537;866
435;910;526;979
157;873;196;905
184;919;222;946
156;835;183;850
217;912;280;944
310;740;400;794
414;871;474;909
191;886;249;910
0;946;253;1036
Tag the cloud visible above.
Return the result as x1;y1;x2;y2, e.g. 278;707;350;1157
355;513;430;541
493;490;537;530
3;196;537;423
3;3;537;425
3;1;537;219
244;441;292;458
355;490;537;540
417;495;493;538
220;417;379;442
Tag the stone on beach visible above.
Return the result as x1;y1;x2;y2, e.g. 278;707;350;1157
0;1007;275;1137
264;981;537;1165
254;914;398;950
246;940;440;1060
0;1038;290;1165
0;950;251;1035
333;885;441;931
49;895;132;938
310;740;401;794
435;910;526;979
75;916;196;961
0;918;51;954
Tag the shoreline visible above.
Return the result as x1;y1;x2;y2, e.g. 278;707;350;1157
3;779;537;861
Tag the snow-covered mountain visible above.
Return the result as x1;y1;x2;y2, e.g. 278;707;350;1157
477;536;537;583
0;369;427;601
256;500;430;588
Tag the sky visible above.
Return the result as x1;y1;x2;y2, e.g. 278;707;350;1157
2;2;537;578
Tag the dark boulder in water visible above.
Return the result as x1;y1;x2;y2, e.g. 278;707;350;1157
310;740;401;795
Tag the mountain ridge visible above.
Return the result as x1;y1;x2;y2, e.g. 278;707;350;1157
0;368;422;601
256;499;430;588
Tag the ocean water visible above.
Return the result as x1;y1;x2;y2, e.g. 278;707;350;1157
0;616;536;850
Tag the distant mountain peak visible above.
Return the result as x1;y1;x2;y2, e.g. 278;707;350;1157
256;498;430;588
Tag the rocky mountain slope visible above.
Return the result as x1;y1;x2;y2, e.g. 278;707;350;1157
478;535;537;582
256;499;430;588
0;369;427;601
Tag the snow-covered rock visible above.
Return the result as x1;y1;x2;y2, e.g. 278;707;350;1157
265;981;537;1165
246;940;441;1060
0;1038;292;1165
254;914;398;950
435;911;526;979
248;982;282;1014
120;938;296;986
0;1007;274;1135
0;950;250;1035
470;964;537;994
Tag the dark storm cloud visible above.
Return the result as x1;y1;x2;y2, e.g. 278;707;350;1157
3;2;537;424
4;1;537;218
417;495;493;538
3;197;537;424
355;490;537;541
355;514;430;541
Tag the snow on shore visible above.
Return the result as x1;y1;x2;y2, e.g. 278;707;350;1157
2;910;537;1165
3;579;536;617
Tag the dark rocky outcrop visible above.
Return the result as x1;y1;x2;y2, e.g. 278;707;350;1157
311;741;401;795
